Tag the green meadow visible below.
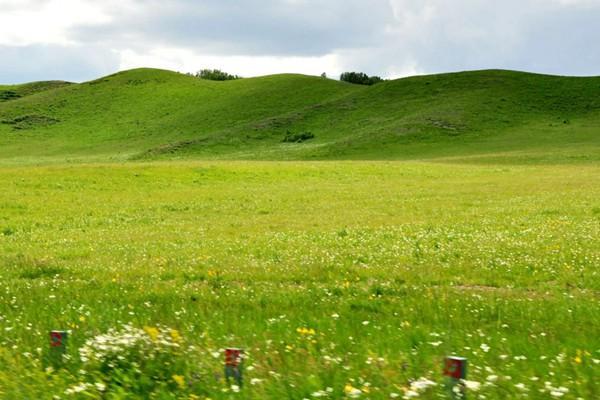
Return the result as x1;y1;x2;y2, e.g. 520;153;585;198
0;69;599;399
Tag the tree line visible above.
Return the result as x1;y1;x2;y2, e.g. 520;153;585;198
191;68;384;85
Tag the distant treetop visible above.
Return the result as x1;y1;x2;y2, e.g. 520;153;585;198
194;69;242;81
340;72;384;86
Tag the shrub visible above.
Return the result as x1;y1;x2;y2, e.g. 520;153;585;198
282;131;315;143
195;69;241;81
68;325;194;397
340;72;383;86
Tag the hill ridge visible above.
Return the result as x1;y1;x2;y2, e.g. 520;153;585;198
1;68;599;165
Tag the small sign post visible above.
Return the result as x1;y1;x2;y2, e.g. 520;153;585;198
224;348;244;387
444;356;467;398
49;330;68;367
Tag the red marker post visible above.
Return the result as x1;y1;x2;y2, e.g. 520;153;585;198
49;330;68;367
444;356;467;398
224;348;244;387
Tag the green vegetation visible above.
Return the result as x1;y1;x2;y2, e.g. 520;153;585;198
194;69;242;81
340;72;384;86
0;68;599;165
0;161;598;398
0;69;598;398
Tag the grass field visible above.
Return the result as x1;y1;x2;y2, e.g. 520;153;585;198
0;160;598;399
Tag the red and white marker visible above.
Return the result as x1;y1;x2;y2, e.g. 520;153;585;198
224;348;244;387
444;356;467;398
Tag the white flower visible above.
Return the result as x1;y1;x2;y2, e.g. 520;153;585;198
231;384;240;393
403;390;419;399
515;383;528;391
411;378;436;391
461;380;481;391
250;378;262;385
486;375;498;382
428;341;442;347
480;343;490;353
362;321;370;326
65;383;90;395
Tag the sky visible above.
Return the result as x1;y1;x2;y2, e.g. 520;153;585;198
1;0;600;84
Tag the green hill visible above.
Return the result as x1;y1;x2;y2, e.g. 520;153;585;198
1;68;599;164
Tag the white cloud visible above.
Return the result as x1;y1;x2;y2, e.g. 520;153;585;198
118;47;342;78
0;0;116;46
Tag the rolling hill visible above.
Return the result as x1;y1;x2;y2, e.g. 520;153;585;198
1;68;599;164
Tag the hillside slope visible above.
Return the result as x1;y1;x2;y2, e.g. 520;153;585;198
1;68;599;164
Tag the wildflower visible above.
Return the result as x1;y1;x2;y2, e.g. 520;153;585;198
515;383;528;391
362;321;370;326
480;343;490;353
297;327;316;336
403;390;419;399
231;384;240;393
65;383;90;395
170;329;182;343
144;326;159;342
172;374;185;389
410;378;436;391
345;384;362;398
461;380;481;391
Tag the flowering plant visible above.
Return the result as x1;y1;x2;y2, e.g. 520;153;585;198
66;324;190;397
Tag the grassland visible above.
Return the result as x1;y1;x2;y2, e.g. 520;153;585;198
0;160;598;399
0;69;599;398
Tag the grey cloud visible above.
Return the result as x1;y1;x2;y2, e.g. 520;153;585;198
2;0;600;83
71;0;395;56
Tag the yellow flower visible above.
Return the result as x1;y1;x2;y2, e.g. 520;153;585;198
170;329;182;343
172;374;185;389
574;356;582;364
79;315;86;322
344;384;355;394
296;327;316;336
144;326;159;342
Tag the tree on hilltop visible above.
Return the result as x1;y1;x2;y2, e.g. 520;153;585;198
340;72;383;86
195;69;242;81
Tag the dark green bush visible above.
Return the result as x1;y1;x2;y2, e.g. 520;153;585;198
195;69;241;81
340;72;383;86
282;131;315;143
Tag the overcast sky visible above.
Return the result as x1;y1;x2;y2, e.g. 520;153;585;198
1;0;600;84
